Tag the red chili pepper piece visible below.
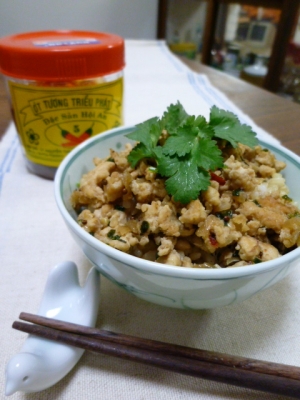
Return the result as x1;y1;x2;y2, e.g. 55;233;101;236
210;172;226;186
209;235;218;246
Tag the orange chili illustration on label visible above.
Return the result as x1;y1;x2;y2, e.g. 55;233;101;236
61;126;93;147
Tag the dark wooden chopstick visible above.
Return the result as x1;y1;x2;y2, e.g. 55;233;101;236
18;312;300;381
13;313;300;398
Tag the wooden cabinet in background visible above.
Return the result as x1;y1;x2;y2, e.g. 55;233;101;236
157;0;300;93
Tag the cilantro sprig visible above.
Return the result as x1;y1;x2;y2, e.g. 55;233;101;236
126;102;258;204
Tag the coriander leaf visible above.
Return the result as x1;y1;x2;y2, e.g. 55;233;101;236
127;143;154;167
162;116;214;158
210;106;237;125
148;120;163;146
154;147;181;177
126;118;161;168
163;134;194;157
126;117;160;148
126;102;260;204
209;106;258;148
193;116;215;139
161;101;189;133
193;138;224;171
162;125;197;157
214;122;258;148
221;122;258;148
165;158;210;203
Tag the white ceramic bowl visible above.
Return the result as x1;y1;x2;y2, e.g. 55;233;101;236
54;126;300;309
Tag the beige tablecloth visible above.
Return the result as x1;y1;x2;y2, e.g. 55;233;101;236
1;40;299;400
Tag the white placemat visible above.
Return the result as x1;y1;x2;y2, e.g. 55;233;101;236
0;40;298;400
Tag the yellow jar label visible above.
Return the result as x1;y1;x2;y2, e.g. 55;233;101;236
9;78;123;167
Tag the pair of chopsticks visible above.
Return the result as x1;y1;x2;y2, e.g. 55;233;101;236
13;313;300;398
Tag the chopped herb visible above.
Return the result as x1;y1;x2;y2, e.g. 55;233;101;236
288;211;300;219
232;249;239;258
76;182;80;188
148;166;158;173
126;102;258;204
107;229;116;238
140;220;150;234
115;205;126;211
253;199;261;207
282;194;292;202
254;257;262;263
239;154;249;165
233;189;242;196
76;205;87;215
263;148;269;152
107;157;115;162
107;229;126;243
78;219;87;226
215;210;233;225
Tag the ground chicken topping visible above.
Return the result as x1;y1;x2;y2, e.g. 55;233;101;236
71;142;300;269
71;103;300;268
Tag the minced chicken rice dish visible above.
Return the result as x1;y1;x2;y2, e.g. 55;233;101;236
71;104;300;268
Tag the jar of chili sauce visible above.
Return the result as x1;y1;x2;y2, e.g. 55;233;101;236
0;30;125;178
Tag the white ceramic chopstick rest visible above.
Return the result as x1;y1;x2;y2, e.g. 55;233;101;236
5;261;100;395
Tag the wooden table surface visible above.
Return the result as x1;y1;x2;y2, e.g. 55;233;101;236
1;61;300;155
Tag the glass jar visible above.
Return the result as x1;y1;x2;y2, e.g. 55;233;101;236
0;30;125;179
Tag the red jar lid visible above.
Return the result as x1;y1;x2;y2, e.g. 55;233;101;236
0;30;125;81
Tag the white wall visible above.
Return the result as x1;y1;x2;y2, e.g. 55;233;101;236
0;0;159;39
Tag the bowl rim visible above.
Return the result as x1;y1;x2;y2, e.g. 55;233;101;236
54;125;300;280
